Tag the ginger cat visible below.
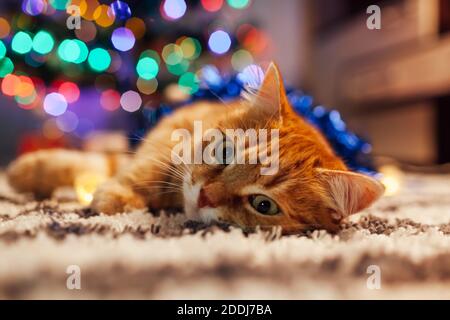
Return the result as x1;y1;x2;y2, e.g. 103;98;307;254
6;63;384;234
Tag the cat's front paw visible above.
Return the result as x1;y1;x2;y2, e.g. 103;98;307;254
91;180;147;215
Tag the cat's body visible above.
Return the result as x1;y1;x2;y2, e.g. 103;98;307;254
7;63;384;234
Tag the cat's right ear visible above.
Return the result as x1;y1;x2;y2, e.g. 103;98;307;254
250;62;290;121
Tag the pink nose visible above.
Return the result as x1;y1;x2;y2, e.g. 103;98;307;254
197;187;216;208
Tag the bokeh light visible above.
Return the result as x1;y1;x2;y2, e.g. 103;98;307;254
162;0;187;20
125;17;146;39
136;77;158;95
0;18;11;39
0;41;6;59
44;92;68;116
140;49;161;65
120;90;142;112
12;31;33;55
32;31;54;55
22;0;46;16
208;30;231;55
111;27;135;52
178;72;199;94
136;57;159;80
58;39;81;63
227;0;250;9
88;48;111;72
58;82;80;103
100;89;121;111
162;43;183;65
56;111;79;132
49;0;70;10
111;0;132;20
93;4;115;27
0;58;15;78
75;20;97;42
231;49;253;71
180;37;201;60
80;0;100;21
201;0;223;12
1;74;21;96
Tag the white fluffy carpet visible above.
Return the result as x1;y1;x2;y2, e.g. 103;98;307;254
0;172;450;299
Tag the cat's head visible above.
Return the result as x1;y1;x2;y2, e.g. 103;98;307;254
182;62;384;234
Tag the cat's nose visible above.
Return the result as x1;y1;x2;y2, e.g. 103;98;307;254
198;187;216;208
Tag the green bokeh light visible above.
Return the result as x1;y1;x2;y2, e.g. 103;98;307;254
180;37;202;60
73;40;89;64
11;32;33;55
136;57;159;80
88;48;111;72
58;39;80;62
227;0;250;9
0;57;14;78
167;59;190;76
139;50;161;65
0;40;6;59
32;31;55;55
178;72;199;94
49;0;70;10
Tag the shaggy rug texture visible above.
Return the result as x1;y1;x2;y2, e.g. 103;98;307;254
0;172;449;299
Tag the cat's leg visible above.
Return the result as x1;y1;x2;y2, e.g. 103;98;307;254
90;178;147;214
7;149;111;198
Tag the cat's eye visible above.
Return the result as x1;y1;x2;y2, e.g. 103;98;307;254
249;195;280;215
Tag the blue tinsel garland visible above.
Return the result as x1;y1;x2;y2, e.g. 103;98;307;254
134;67;376;176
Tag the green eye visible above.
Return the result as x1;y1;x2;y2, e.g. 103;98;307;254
249;195;280;215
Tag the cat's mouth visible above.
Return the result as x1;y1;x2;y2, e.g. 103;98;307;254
182;177;218;224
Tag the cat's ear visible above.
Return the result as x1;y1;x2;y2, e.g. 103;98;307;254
316;169;385;218
250;62;290;120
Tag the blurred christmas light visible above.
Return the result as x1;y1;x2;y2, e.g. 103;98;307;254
162;0;187;20
100;89;121;111
140;49;161;65
208;30;231;55
58;82;80;103
58;39;81;63
162;43;183;65
0;18;10;39
43;118;64;140
0;41;5;59
178;72;199;94
111;27;135;52
75;172;107;205
1;74;21;96
22;0;46;16
75;20;97;42
227;0;250;9
231;49;253;71
73;40;89;64
56;111;79;133
12;32;33;55
32;31;54;55
180;37;202;60
49;0;70;10
15;75;35;99
80;0;100;21
93;4;115;27
379;165;403;196
125;17;146;39
0;58;14;78
201;0;224;12
136;77;158;95
107;50;122;73
111;0;132;20
167;59;189;75
44;92;68;116
136;57;159;80
88;48;111;72
120;90;142;112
